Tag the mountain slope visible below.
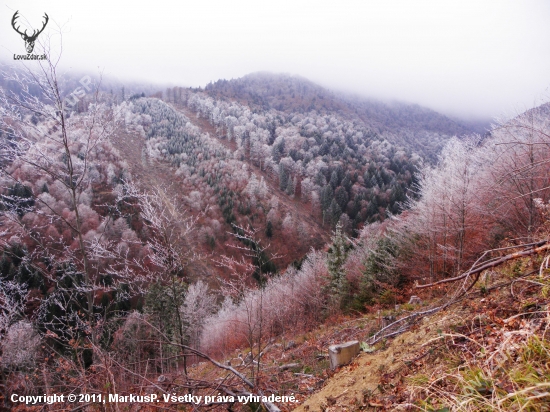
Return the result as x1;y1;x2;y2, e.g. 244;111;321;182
118;98;330;280
288;263;549;411
162;77;430;235
200;72;479;161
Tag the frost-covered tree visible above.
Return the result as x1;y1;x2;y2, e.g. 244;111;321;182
402;138;488;283
181;88;421;230
1;321;41;369
325;223;350;310
0;59;143;357
180;280;216;350
480;107;550;240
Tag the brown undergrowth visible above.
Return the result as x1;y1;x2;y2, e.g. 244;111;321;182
289;258;549;411
5;261;546;412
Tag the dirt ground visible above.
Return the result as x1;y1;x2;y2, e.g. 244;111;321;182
292;309;466;412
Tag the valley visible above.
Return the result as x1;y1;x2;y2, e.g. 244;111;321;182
0;66;548;412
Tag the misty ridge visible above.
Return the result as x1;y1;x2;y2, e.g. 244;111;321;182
0;64;491;159
1;45;550;411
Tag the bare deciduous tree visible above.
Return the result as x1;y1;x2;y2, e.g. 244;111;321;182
0;47;152;395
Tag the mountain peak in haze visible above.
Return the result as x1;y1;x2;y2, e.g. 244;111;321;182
203;71;476;136
199;71;482;161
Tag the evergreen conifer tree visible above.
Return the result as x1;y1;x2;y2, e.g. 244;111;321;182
326;223;349;311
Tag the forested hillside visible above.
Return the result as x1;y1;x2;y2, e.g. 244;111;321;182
1;63;548;411
162;73;477;234
199;73;478;160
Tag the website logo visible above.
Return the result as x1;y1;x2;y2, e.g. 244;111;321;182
11;11;48;59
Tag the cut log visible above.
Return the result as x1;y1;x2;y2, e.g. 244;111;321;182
328;340;360;370
279;363;300;371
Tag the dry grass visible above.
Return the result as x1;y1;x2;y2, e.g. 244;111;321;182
411;322;550;411
408;264;550;412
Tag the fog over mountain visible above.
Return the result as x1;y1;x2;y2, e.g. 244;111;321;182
1;0;549;121
3;2;550;409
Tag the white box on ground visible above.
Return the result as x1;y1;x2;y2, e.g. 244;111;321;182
328;340;360;370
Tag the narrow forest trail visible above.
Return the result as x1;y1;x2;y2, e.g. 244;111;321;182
112;126;180;199
110;124;216;279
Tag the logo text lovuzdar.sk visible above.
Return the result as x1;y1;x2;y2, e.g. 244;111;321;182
11;11;49;60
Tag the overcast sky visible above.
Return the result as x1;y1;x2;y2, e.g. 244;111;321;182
1;0;550;120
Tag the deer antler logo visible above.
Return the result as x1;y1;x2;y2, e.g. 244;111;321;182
11;11;49;54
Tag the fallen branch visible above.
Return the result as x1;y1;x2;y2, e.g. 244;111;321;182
366;243;549;350
416;240;549;289
279;363;300;371
138;318;281;412
368;304;448;345
294;373;315;378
